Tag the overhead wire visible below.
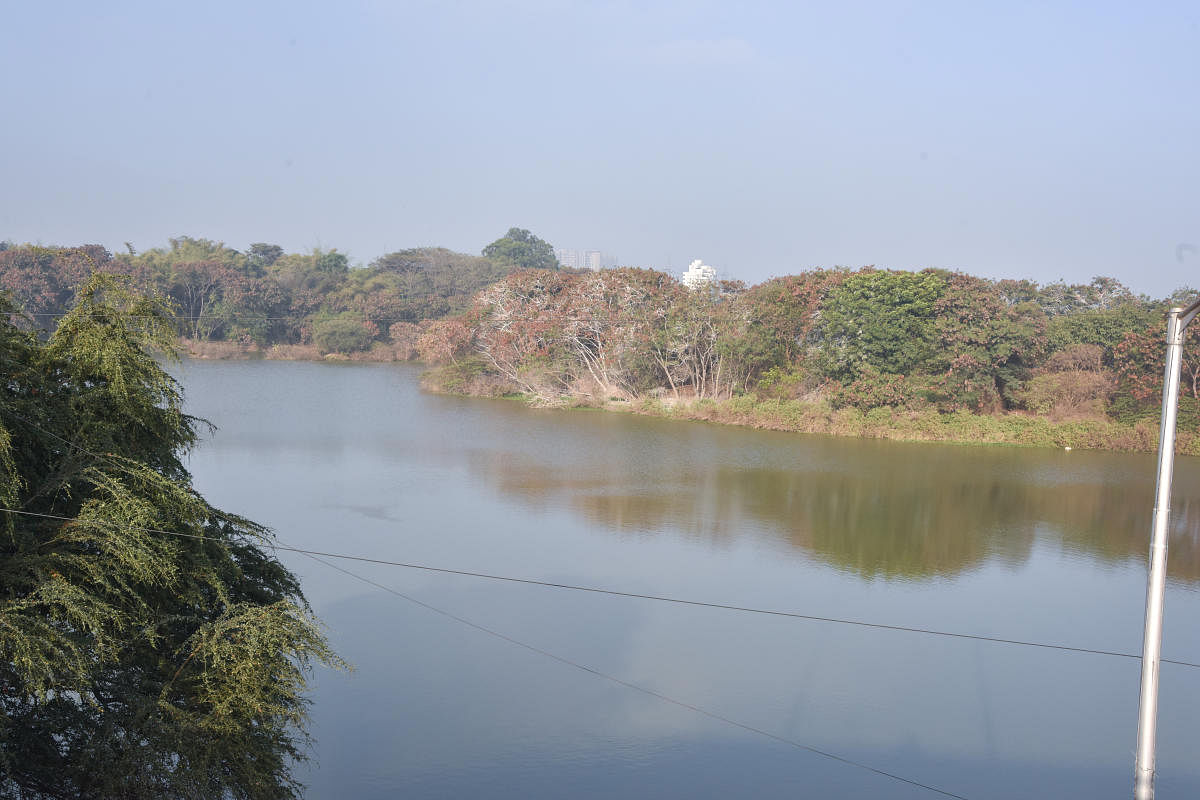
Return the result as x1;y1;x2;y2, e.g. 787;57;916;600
299;549;973;800
0;407;979;797
3;408;1200;669
0;400;1191;797
3;506;1198;671
8;310;674;328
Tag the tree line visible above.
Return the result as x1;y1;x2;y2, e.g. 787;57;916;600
2;232;1195;425
0;228;560;355
415;266;1198;427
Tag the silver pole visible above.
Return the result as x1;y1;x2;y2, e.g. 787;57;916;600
1133;304;1197;800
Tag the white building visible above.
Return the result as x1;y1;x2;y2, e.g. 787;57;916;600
681;259;717;289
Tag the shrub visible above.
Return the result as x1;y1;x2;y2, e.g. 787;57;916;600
388;321;424;360
830;368;921;411
1018;370;1115;418
423;357;489;394
1045;343;1105;373
416;317;474;364
312;314;373;353
754;366;808;401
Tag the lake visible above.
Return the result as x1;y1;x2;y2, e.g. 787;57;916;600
179;360;1200;799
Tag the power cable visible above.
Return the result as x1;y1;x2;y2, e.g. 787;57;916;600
0;392;981;795
9;310;684;325
299;549;973;800
3;506;1197;671
3;407;1198;669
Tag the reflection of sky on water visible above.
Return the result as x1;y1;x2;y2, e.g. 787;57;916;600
179;360;1200;798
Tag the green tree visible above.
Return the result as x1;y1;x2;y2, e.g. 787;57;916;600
816;269;946;383
925;272;1048;411
0;275;340;799
311;312;375;353
369;247;511;318
314;249;349;275
246;243;284;271
715;270;848;396
482;228;559;271
1045;302;1156;363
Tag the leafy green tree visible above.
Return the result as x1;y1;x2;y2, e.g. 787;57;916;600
221;273;294;346
816;269;946;383
925;272;1048;411
268;251;349;303
829;365;919;410
315;250;349;275
246;243;284;271
1045;302;1156;363
715;270;848;396
370;247;511;318
0;275;340;799
482;228;559;271
311;312;375;353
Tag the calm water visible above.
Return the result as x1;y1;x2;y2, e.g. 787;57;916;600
178;360;1200;800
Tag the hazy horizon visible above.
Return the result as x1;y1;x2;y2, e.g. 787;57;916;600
3;1;1197;298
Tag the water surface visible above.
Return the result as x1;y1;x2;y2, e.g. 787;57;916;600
180;360;1200;799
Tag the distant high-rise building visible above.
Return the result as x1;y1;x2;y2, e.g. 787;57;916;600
681;259;717;289
554;248;582;269
555;247;617;270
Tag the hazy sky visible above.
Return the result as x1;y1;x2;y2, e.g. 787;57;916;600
3;1;1198;297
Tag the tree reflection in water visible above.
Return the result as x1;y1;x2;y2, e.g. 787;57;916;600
467;437;1200;583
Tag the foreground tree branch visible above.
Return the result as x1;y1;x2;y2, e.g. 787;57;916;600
0;275;343;800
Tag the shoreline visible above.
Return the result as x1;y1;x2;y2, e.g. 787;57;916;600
179;338;414;362
178;339;1187;455
623;395;1169;454
418;363;1187;456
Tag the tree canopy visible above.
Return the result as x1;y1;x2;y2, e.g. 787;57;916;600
481;228;559;271
0;275;340;799
2;237;1194;424
0;238;561;352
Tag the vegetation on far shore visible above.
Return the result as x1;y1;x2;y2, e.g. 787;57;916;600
423;361;1181;454
4;232;1199;454
412;264;1200;455
0;228;561;354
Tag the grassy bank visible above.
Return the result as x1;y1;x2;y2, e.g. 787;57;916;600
633;395;1181;453
422;362;1188;455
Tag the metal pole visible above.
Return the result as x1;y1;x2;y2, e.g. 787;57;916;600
1133;303;1198;799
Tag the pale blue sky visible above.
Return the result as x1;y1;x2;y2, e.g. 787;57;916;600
2;0;1198;296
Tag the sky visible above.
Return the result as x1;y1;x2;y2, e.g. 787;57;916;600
2;0;1198;297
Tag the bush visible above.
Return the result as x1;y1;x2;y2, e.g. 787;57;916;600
830;368;921;411
387;321;424;360
1045;343;1105;373
312;314;373;353
754;366;808;400
1018;370;1115;418
423;357;489;394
